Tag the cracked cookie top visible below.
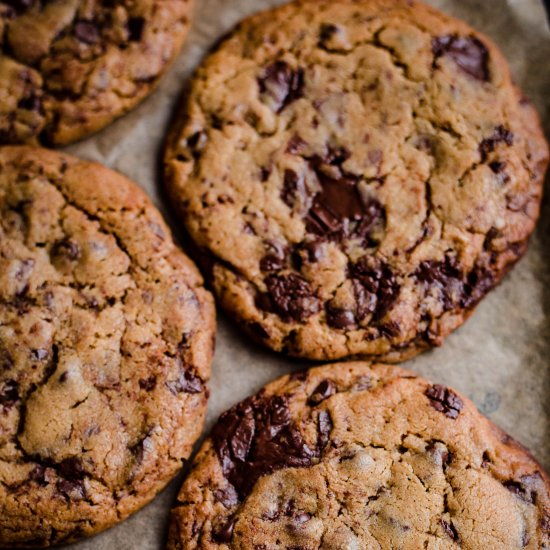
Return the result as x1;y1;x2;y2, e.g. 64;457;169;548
0;0;192;145
0;146;215;547
164;0;548;361
167;361;550;549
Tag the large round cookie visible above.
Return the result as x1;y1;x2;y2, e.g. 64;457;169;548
0;0;192;145
167;362;550;549
0;146;215;547
164;0;549;361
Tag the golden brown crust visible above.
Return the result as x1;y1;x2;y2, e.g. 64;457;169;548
167;361;550;549
164;0;548;361
0;146;215;547
0;0;193;145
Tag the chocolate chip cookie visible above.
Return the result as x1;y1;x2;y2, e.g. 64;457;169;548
167;362;550;549
0;146;215;546
0;0;192;145
164;0;549;361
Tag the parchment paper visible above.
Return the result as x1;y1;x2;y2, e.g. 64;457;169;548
60;1;550;547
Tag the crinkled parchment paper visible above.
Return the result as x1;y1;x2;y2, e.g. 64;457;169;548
61;1;550;548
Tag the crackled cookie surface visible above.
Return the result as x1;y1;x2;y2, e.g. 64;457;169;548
0;0;192;145
165;0;548;361
0;146;215;547
167;362;550;549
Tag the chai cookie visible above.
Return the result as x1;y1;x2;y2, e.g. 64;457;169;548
0;0;192;145
164;0;548;361
167;362;550;549
0;146;215;547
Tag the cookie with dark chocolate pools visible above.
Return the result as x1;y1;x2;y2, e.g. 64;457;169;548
164;0;548;361
0;0;193;145
166;362;550;549
0;146;215;547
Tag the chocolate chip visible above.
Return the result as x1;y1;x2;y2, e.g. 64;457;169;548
503;473;542;504
17;94;42;113
261;274;321;322
139;376;157;391
287;134;308;155
325;306;355;329
432;35;490;81
260;240;287;272
319;23;338;46
211;394;317;499
74;21;100;44
260;167;271;182
5;0;34;11
305;163;385;244
214;485;239;508
166;363;203;395
317;410;332;450
479;125;514;161
0;380;18;407
281;169;306;209
56;478;85;500
425;384;463;419
1;350;13;371
248;321;270;340
258;61;304;112
350;259;400;322
29;464;47;486
415;254;463;311
128;16;145;41
441;519;459;541
308;379;336;405
52;238;80;261
461;264;494;309
59;457;86;480
212;517;236;542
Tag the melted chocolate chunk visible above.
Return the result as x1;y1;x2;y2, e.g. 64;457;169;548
128;17;145;42
58;457;86;480
308;379;336;405
287;134;308;155
261;274;321;322
211;394;319;498
441;519;459;541
415;254;463;311
139;376;157;391
325;306;356;329
317;410;332;450
248;321;270;340
432;35;490;81
52;238;81;261
214;485;239;508
260;241;287;272
305;165;384;244
350;259;400;322
166;364;203;395
319;23;339;47
503;473;543;504
29;464;48;486
258;61;305;112
425;384;463;419
479;125;514;161
281;169;307;209
74;21;100;45
56;478;85;500
5;0;34;11
18;94;42;113
461;264;494;308
0;380;19;407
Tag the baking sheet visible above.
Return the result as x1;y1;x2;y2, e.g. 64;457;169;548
61;0;550;547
